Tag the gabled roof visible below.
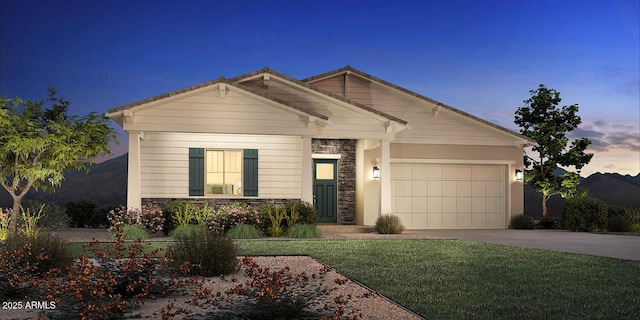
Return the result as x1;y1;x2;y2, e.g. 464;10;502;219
227;67;408;125
106;76;329;121
303;65;536;145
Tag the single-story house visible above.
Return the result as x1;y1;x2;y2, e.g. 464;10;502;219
106;66;536;229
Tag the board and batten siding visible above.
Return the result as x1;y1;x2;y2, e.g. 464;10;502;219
139;132;302;198
311;75;519;146
125;90;311;135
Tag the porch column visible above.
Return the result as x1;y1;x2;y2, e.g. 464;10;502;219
127;131;142;208
380;139;392;215
300;136;313;204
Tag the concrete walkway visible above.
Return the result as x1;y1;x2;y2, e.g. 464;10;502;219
52;228;640;261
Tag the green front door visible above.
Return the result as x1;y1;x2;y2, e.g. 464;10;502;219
313;159;337;223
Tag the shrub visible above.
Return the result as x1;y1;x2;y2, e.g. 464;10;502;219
20;204;47;238
510;214;534;229
226;223;264;239
169;224;205;239
0;209;10;240
0;232;74;298
263;204;288;236
168;229;239;276
43;230;172;319
162;200;192;235
108;205;165;234
287;200;317;225
375;214;406;234
23;200;70;230
607;215;632;232
118;224;151;240
88;205;112;228
286;224;323;238
65;199;97;227
561;196;608;232
208;202;263;235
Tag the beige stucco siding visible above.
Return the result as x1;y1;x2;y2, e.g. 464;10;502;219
139;132;302;198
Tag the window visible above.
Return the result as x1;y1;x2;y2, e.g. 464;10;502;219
189;148;258;197
206;150;243;195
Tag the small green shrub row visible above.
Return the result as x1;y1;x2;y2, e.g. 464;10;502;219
560;196;640;232
161;200;319;238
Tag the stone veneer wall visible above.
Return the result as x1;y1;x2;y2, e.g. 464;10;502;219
312;139;356;225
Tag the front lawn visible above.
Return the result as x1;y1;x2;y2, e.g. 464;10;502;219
66;239;639;319
237;240;639;320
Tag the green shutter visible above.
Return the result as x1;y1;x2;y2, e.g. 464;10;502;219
189;148;204;196
243;149;258;197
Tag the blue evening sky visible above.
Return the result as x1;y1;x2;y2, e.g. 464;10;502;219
1;0;638;176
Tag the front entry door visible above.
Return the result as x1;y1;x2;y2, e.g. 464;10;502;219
313;159;338;223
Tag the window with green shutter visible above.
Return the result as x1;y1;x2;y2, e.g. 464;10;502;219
189;148;258;197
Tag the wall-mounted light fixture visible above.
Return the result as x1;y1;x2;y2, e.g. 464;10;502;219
373;166;380;179
515;169;523;181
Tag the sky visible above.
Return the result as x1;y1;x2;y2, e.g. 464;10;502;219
1;0;638;177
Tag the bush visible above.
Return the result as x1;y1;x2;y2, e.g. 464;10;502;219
168;229;239;276
226;223;264;239
108;205;165;234
0;232;75;298
118;224;151;240
607;215;632;232
65;199;97;227
286;200;317;225
169;224;205;239
510;214;534;229
208;202;263;235
375;214;406;234
561;196;608;232
286;224;323;238
162;200;192;235
23;200;70;230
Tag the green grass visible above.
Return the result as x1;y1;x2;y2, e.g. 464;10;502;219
65;239;640;319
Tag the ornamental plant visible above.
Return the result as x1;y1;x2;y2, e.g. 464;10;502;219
108;205;165;235
20;204;46;238
0;209;10;240
207;202;263;235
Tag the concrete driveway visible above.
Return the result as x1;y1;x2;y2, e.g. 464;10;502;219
414;229;640;261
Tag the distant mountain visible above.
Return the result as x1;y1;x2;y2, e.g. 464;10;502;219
0;154;127;209
525;171;640;216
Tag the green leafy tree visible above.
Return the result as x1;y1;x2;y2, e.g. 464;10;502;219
0;88;117;234
514;84;593;218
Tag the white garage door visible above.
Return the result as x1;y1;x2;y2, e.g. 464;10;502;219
390;163;506;229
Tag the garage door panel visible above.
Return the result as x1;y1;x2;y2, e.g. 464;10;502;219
458;181;472;196
487;182;503;197
413;181;427;195
473;166;503;180
428;213;442;228
391;164;413;179
428;181;442;196
443;181;457;196
412;197;427;212
472;198;487;213
444;165;472;179
391;163;505;229
442;197;457;213
472;181;487;196
412;213;428;228
397;181;413;196
414;165;442;179
457;213;472;227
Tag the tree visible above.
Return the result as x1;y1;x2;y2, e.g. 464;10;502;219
0;88;117;234
514;84;593;218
